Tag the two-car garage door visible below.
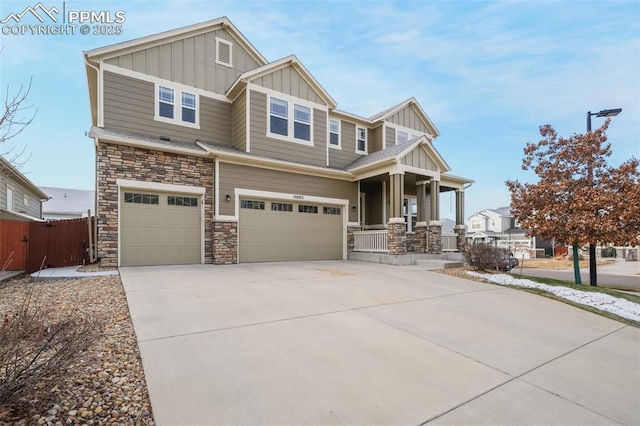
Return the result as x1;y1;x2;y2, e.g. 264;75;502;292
239;198;344;263
120;190;201;266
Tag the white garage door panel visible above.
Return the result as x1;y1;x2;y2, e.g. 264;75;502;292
121;192;201;266
239;201;343;263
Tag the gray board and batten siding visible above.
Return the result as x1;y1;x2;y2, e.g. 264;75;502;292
217;162;358;222
103;29;261;96
387;105;430;134
248;90;327;168
103;71;232;145
402;147;438;171
231;89;247;151
251;65;327;106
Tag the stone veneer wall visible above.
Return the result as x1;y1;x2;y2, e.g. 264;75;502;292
347;224;361;253
213;221;237;264
387;221;407;255
96;142;214;266
427;223;442;254
413;225;427;254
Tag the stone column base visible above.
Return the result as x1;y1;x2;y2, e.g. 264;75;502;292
427;221;442;254
413;222;427;254
347;224;362;254
454;225;466;253
213;221;238;265
388;219;407;255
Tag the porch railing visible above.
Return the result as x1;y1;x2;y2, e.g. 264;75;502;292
354;230;388;253
442;233;458;252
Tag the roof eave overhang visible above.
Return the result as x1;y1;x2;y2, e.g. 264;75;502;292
0;157;49;200
88;128;210;158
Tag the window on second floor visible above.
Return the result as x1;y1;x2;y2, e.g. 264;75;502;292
268;95;313;145
356;127;367;154
156;84;199;128
471;220;481;230
395;128;422;145
329;119;341;148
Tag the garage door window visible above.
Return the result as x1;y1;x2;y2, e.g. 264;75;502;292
323;207;341;215
168;196;198;207
271;202;293;212
299;205;318;214
241;200;265;210
124;192;159;205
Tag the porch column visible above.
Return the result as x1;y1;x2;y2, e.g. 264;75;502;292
388;173;406;255
454;189;466;252
414;181;428;253
428;179;442;254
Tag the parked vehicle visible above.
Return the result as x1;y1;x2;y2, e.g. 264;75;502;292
496;256;519;271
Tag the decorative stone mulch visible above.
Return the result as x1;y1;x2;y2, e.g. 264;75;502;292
0;276;154;425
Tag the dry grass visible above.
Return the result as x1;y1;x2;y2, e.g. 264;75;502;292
518;257;615;269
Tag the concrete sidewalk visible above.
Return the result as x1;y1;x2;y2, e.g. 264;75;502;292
120;261;639;425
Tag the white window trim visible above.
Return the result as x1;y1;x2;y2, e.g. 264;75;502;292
328;118;341;149
355;126;367;154
386;122;428;145
266;94;314;146
403;195;417;233
154;83;200;129
215;37;233;68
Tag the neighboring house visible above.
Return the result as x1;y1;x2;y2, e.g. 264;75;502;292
466;207;538;258
41;186;95;220
84;17;473;267
0;156;48;221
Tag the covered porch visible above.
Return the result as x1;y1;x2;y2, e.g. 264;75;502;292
345;137;473;263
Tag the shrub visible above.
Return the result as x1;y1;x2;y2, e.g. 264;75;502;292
463;243;505;271
0;282;102;409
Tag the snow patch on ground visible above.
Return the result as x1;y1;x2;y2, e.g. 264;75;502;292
467;272;640;322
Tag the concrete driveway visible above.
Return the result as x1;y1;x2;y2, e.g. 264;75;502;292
119;261;639;425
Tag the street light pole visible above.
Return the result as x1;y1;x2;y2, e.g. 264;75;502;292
586;108;622;287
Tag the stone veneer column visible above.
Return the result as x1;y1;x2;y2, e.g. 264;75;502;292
387;219;407;255
213;221;237;264
427;221;442;254
413;222;427;253
347;224;361;254
454;224;467;252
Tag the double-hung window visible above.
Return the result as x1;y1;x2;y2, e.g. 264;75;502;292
268;95;313;144
356;127;367;154
156;84;199;128
294;104;311;141
329;119;340;148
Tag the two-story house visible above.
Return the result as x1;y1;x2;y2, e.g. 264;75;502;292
84;17;473;267
466;207;537;258
0;155;48;221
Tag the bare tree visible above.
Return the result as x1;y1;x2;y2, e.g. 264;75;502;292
506;121;640;285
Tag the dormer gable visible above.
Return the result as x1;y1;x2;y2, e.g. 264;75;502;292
370;97;439;138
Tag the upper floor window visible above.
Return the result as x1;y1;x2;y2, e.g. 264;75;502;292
156;84;199;128
397;130;408;144
356;127;367;154
215;38;233;68
329;119;340;148
471;220;481;230
268;95;313;145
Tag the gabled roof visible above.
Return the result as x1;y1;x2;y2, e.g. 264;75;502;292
369;97;440;137
84;17;267;65
226;55;337;109
0;156;48;200
346;136;449;172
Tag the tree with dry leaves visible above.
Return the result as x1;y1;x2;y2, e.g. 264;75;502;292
506;120;640;284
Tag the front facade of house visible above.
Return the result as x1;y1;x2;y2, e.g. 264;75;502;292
466;207;537;258
85;17;473;267
0;156;48;221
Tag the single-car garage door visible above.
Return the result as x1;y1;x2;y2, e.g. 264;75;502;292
120;190;201;266
239;198;343;262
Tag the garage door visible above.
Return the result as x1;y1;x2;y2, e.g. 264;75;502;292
239;199;343;262
120;190;201;266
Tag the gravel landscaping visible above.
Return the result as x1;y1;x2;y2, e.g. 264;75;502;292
0;275;154;425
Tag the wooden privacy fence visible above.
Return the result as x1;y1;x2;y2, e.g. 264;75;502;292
0;217;96;273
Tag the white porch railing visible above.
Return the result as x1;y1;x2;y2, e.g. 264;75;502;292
354;230;388;252
442;233;458;252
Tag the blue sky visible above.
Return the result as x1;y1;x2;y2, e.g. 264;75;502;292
1;0;638;220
